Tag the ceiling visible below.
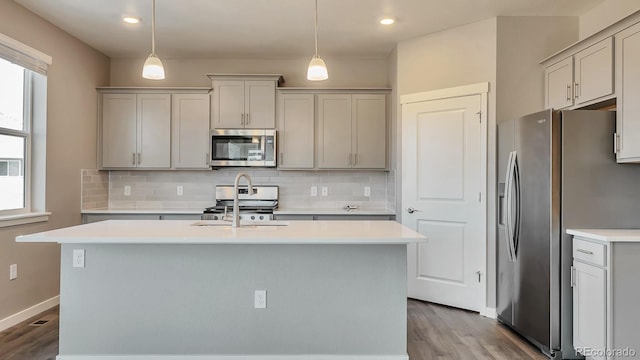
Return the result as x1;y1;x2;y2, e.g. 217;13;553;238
15;0;603;59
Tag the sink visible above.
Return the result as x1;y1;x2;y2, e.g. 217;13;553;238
191;220;289;227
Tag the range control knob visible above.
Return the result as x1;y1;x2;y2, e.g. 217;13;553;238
213;215;219;220
251;215;256;220
259;215;264;220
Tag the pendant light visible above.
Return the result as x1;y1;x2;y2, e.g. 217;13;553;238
307;0;328;81
142;0;165;80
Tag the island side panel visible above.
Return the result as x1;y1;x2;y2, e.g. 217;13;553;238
59;243;407;356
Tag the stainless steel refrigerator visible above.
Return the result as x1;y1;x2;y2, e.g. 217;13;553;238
497;109;640;359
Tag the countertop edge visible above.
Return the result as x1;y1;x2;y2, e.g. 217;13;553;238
567;228;640;243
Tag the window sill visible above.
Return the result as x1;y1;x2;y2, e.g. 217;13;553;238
0;212;50;228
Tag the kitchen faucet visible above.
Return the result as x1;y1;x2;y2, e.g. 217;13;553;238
232;173;254;228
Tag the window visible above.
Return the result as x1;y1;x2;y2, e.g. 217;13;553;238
0;32;51;223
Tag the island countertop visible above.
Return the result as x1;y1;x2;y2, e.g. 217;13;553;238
567;228;640;242
16;219;424;245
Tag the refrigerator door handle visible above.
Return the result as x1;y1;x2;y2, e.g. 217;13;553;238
504;151;516;262
512;151;521;261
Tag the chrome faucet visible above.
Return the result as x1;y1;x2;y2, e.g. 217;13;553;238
232;173;254;228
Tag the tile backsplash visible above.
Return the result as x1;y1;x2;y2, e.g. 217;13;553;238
82;169;395;210
81;169;109;210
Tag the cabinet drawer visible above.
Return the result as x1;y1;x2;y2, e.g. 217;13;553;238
573;238;606;267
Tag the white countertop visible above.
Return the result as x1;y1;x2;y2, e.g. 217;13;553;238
567;229;640;243
16;220;424;245
81;208;396;216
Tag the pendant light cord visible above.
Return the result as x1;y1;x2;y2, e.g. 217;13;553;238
314;0;319;57
151;0;156;55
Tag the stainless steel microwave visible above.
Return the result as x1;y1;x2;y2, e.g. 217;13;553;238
210;129;277;167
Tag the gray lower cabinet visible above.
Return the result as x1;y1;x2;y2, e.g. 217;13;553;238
82;213;201;224
274;214;395;221
571;236;640;360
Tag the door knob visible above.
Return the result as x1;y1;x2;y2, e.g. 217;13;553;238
407;207;420;214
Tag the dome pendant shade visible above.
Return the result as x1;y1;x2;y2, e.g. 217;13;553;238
307;55;328;81
143;54;165;80
142;0;165;80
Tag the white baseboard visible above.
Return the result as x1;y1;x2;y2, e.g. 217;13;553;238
480;307;497;319
57;356;408;360
0;295;60;332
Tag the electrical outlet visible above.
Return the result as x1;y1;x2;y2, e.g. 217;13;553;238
73;249;85;268
254;290;267;309
177;185;184;196
124;185;131;196
321;187;328;197
310;186;318;197
364;186;371;197
9;264;17;280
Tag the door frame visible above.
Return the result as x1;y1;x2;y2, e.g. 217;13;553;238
400;82;489;317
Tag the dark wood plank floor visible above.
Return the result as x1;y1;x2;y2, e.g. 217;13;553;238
0;301;547;360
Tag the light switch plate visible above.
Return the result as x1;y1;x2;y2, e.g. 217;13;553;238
177;185;184;196
364;186;371;197
321;187;328;197
9;264;17;280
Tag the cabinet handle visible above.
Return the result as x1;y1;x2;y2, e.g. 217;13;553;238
206;153;210;166
570;266;576;288
576;248;594;255
279;153;283;165
354;153;358;166
566;84;571;101
137;153;141;165
246;113;250;125
574;82;580;99
348;153;352;166
241;113;244;125
133;153;136;165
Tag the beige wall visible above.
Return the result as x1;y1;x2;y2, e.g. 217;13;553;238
496;16;578;125
110;56;388;88
0;1;110;320
579;0;640;40
397;18;498;309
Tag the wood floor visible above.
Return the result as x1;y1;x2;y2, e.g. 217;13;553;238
0;300;547;360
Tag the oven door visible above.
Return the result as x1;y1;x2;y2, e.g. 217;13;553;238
210;129;276;167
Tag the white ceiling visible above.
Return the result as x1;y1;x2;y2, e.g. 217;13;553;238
15;0;603;59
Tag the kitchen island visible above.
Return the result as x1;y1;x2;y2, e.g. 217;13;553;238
17;220;423;360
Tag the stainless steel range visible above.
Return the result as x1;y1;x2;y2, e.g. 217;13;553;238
202;185;278;221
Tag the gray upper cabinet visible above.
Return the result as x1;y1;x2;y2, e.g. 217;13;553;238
277;93;315;169
317;93;387;169
101;93;171;169
615;21;640;163
208;74;283;129
543;37;614;110
171;93;211;169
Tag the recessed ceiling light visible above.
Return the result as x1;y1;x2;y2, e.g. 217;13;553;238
122;16;141;24
379;17;396;25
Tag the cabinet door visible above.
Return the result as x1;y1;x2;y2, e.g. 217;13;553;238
212;80;245;129
172;94;211;169
574;37;613;106
277;94;315;169
245;80;276;128
573;261;606;360
317;94;352;168
102;94;137;168
544;57;573;110
352;94;386;169
137;94;171;168
616;22;640;162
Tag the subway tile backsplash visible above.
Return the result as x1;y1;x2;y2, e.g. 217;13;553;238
81;169;109;210
91;169;395;211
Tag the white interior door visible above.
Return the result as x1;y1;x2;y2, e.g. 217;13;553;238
402;92;485;312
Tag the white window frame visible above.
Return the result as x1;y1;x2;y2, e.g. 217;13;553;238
0;33;51;227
